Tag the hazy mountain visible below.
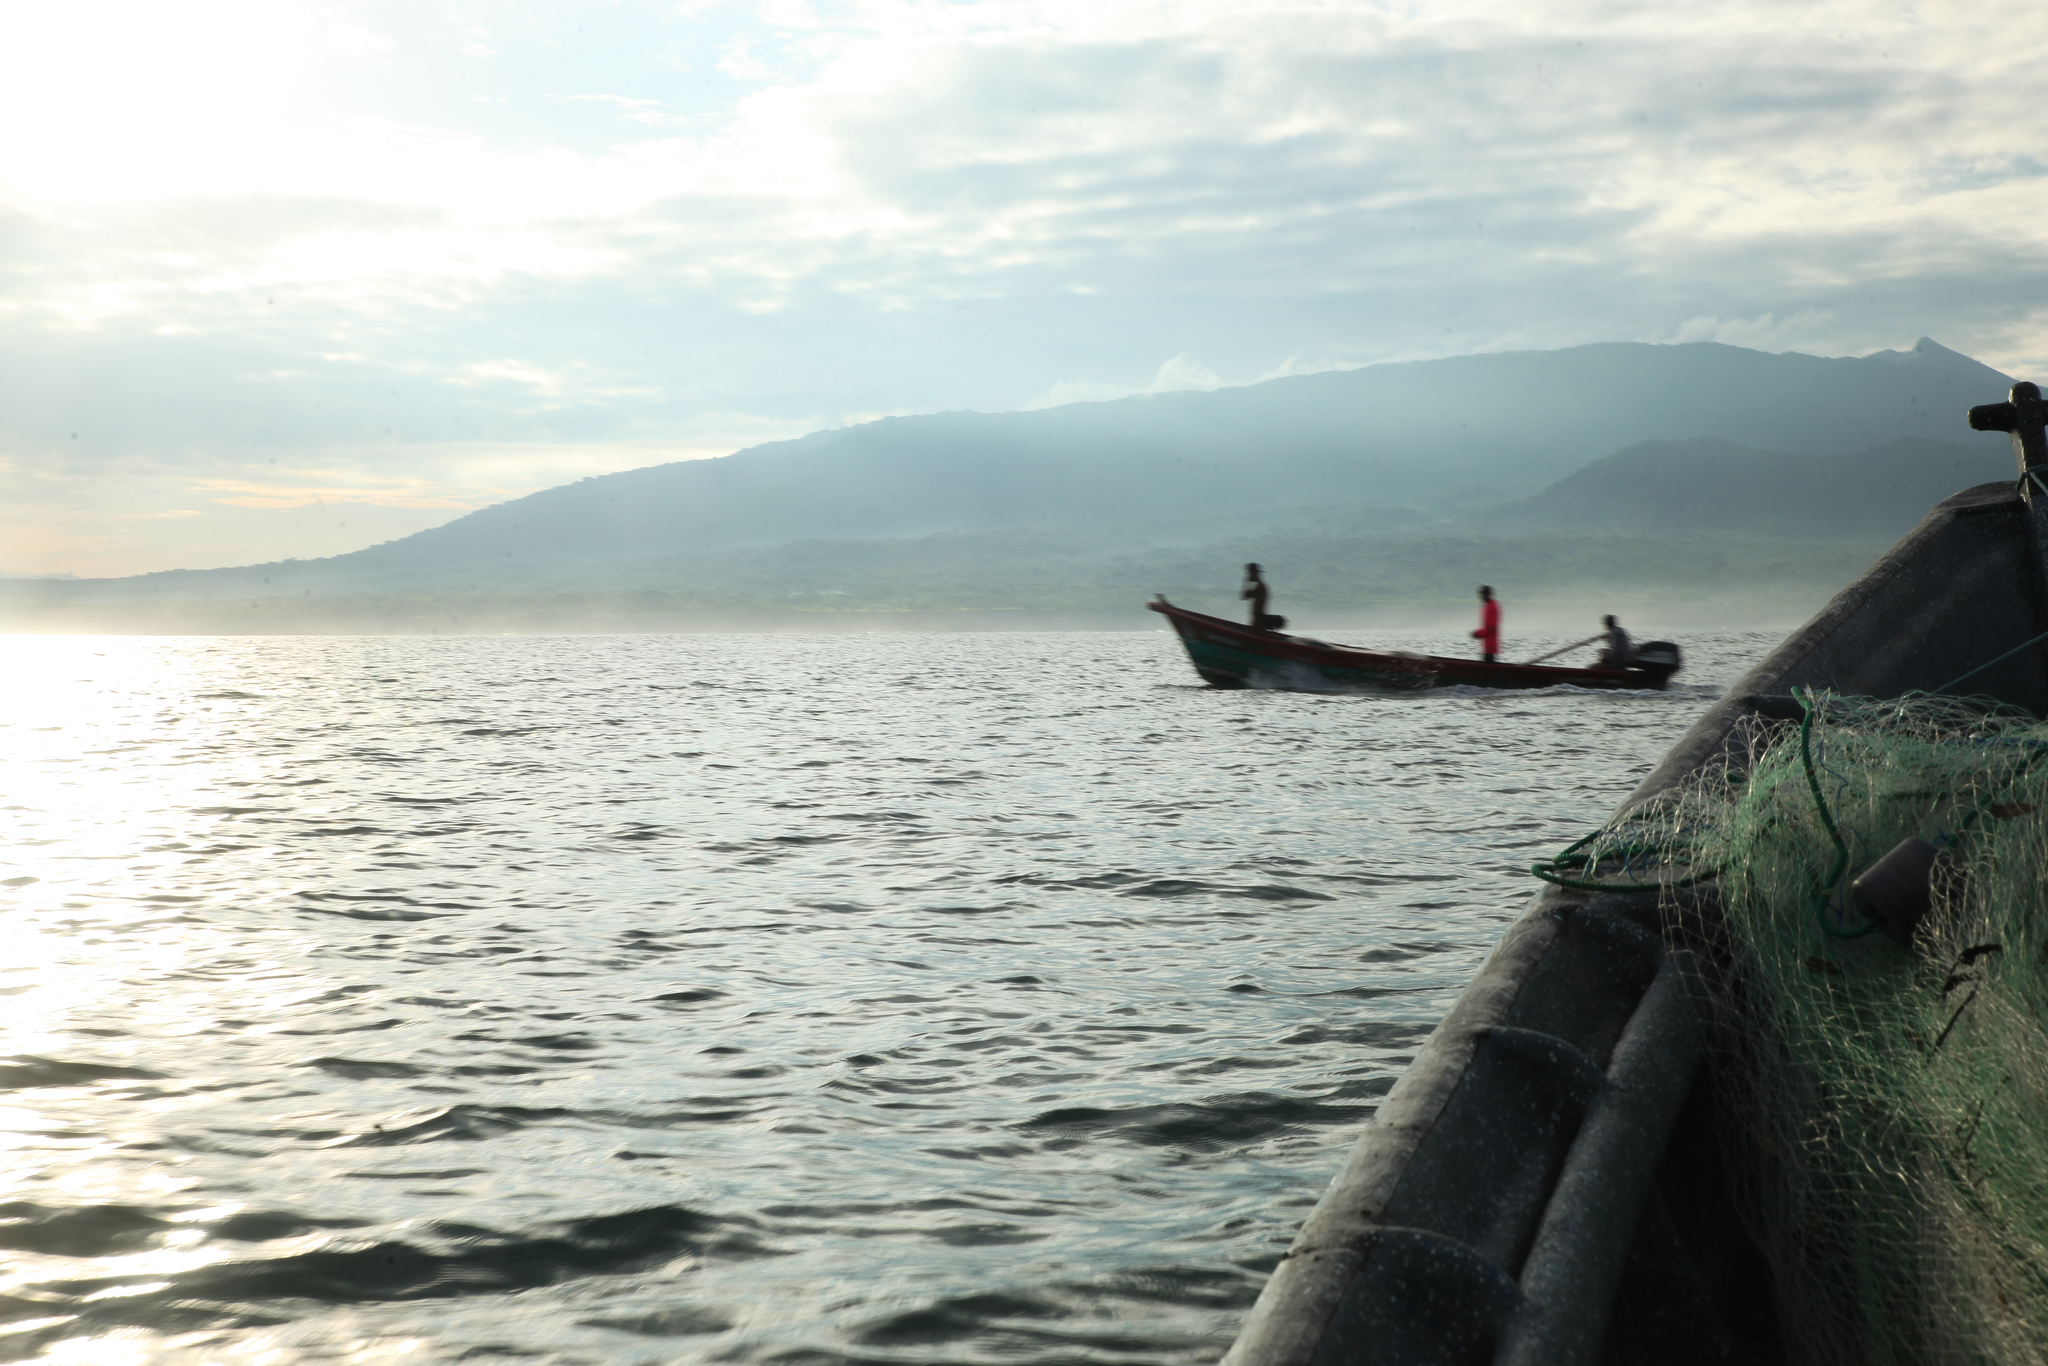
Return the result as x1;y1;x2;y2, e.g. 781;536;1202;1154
42;337;2012;601
533;434;2021;606
1503;436;2012;534
9;430;2022;634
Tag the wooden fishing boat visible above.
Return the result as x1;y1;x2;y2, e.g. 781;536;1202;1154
1219;385;2048;1366
1147;599;1683;692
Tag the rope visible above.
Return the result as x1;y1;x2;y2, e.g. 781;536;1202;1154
1528;828;1715;893
1529;687;1847;902
1528;690;2048;928
1933;624;2048;696
1795;686;1872;939
1923;462;2048;693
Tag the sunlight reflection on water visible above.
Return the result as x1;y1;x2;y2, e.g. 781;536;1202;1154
0;629;1772;1363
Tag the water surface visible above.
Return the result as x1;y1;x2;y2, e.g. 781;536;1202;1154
0;628;1771;1363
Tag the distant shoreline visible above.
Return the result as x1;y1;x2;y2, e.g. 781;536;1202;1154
0;593;1831;637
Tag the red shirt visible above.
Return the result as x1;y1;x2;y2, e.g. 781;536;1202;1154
1472;599;1500;653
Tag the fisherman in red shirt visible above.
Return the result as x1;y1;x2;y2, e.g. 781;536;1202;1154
1472;585;1501;662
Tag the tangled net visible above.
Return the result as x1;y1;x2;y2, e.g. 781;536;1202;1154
1536;691;2048;1366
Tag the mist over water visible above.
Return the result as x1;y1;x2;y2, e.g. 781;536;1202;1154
0;629;1771;1363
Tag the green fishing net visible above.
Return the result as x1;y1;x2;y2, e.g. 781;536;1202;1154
1538;691;2048;1366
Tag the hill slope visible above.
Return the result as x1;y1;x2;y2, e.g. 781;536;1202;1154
5;430;2022;632
57;337;2014;601
1503;436;2011;533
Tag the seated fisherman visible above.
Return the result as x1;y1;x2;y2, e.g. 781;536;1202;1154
1598;614;1633;668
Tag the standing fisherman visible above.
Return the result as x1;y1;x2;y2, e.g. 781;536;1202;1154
1472;586;1501;663
1243;563;1273;630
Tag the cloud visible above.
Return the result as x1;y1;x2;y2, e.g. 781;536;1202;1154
1025;352;1224;407
13;1;2043;327
4;0;2047;574
192;478;478;511
1664;311;1843;353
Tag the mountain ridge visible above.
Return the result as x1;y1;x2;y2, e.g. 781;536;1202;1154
60;337;2013;595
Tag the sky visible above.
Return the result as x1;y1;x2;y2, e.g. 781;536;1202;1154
4;0;2046;578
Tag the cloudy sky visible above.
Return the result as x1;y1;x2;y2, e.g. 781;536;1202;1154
4;0;2045;577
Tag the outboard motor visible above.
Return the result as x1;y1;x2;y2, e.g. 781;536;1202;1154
1626;640;1683;689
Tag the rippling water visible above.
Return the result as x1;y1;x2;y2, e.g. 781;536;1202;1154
0;628;1772;1364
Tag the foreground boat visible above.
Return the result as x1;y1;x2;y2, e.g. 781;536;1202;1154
1148;599;1683;692
1221;389;2048;1366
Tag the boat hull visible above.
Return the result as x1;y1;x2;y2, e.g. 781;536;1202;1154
1147;602;1672;692
1220;479;2048;1365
